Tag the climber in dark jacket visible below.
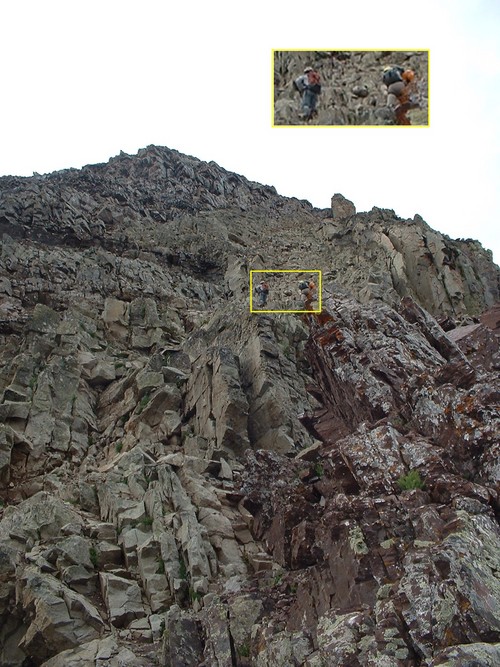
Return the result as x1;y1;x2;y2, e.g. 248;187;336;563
255;280;269;307
294;67;321;120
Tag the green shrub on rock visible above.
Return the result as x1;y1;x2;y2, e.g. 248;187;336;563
397;469;425;491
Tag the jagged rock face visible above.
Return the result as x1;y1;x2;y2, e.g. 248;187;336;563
321;208;499;317
1;145;497;324
241;296;500;666
274;50;429;125
0;145;499;665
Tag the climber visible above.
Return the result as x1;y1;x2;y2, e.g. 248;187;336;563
255;280;270;307
299;278;316;310
382;65;418;125
294;66;321;121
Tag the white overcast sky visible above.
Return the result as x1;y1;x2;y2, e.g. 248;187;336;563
1;0;499;264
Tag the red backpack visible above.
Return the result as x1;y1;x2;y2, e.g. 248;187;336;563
307;70;321;94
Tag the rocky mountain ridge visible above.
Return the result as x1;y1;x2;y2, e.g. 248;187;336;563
0;145;499;666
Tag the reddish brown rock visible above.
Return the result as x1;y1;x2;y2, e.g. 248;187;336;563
447;321;499;371
480;304;500;334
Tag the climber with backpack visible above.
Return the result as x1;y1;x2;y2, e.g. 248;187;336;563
298;278;316;309
382;65;418;125
294;66;322;121
255;280;270;307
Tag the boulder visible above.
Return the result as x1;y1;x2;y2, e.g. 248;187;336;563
99;572;146;628
18;567;104;661
331;193;356;220
161;605;204;667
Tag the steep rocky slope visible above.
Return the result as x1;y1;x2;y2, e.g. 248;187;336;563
0;145;499;666
274;50;429;126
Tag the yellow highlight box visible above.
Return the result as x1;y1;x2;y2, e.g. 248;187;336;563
250;270;322;314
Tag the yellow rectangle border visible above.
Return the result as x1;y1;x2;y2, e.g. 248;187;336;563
250;270;322;314
272;48;430;128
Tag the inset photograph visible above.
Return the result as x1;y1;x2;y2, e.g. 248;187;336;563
250;270;322;314
273;49;429;126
